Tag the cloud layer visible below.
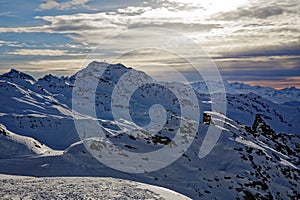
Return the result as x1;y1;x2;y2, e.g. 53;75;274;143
0;0;299;88
39;0;91;10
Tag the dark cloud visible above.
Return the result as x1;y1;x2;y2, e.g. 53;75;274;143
214;4;287;20
212;42;300;87
210;56;299;85
226;45;300;58
220;65;300;78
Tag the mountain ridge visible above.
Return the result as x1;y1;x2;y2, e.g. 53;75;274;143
191;80;300;104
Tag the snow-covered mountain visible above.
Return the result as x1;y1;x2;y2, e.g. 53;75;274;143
191;80;300;105
0;70;79;149
0;62;299;199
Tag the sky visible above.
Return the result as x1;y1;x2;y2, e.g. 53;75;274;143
0;0;299;89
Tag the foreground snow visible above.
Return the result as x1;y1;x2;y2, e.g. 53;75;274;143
0;174;190;200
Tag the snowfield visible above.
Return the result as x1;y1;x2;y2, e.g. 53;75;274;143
0;175;190;200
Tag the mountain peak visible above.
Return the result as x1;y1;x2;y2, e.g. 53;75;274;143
88;61;110;67
86;61;130;71
0;69;35;82
9;68;20;74
39;74;58;82
282;86;298;91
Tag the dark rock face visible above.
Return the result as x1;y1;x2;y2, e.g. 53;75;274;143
252;114;275;136
251;114;299;164
203;113;213;125
0;125;8;136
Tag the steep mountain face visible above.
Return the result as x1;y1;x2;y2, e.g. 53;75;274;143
225;93;300;134
250;114;299;166
0;62;299;199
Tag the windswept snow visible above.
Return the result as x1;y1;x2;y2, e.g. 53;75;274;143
0;175;191;200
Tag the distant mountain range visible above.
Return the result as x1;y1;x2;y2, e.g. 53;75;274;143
191;80;300;104
0;62;299;199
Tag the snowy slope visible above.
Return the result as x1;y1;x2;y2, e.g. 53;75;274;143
196;91;299;135
62;113;299;199
0;124;58;158
0;175;191;200
0;112;298;199
0;74;79;149
225;93;300;134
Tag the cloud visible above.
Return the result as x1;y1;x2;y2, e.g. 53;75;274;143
242;77;300;89
211;0;298;20
1;58;86;77
6;49;68;56
214;5;285;20
39;0;90;10
217;54;300;86
0;0;298;60
1;0;299;88
0;5;221;43
39;0;59;10
0;12;16;17
212;42;300;87
0;40;23;47
218;44;300;58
